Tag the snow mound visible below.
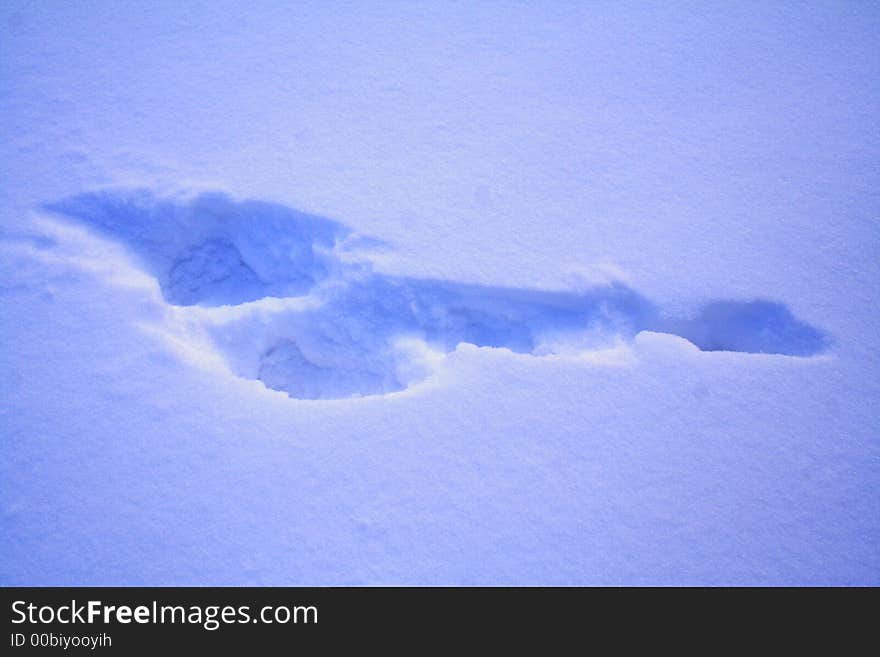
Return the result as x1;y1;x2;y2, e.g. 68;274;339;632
45;191;830;399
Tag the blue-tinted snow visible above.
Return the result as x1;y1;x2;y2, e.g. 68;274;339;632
1;2;877;584
43;190;828;400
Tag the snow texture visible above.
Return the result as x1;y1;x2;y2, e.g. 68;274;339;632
1;1;878;585
45;191;829;400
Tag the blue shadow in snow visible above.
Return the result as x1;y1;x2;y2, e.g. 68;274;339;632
43;191;831;398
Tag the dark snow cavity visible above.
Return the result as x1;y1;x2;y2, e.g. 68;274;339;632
46;191;831;399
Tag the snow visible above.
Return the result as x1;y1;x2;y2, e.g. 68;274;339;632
1;1;878;584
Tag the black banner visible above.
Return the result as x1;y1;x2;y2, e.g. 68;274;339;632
1;587;873;651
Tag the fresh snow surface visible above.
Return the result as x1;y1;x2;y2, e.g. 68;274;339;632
1;2;878;585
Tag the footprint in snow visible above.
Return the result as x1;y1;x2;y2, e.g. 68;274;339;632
43;191;830;399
